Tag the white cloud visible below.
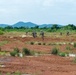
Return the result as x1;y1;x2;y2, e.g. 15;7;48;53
0;0;76;24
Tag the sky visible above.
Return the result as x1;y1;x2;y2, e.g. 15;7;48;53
0;0;76;25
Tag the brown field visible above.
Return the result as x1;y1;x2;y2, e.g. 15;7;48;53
0;34;76;75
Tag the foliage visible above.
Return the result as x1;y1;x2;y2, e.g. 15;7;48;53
73;57;76;63
22;48;31;55
43;42;46;45
51;47;59;55
66;46;72;50
0;41;9;46
74;43;76;48
10;51;16;56
14;48;20;54
58;52;66;57
0;30;4;35
30;41;34;45
10;48;20;56
38;42;42;45
0;51;6;56
14;71;21;75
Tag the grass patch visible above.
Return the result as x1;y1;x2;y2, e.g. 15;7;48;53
74;43;76;48
0;51;7;56
0;41;9;46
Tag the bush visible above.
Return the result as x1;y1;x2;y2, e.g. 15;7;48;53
22;48;31;55
58;52;66;57
51;47;59;55
66;46;71;50
38;42;42;45
43;42;46;45
10;48;20;57
30;42;34;45
74;43;76;48
10;51;16;56
14;48;20;54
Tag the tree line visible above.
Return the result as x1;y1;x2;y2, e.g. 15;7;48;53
0;24;76;32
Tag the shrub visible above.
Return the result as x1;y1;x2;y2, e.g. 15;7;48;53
66;46;71;50
10;48;20;57
74;43;76;48
30;42;34;45
43;42;46;45
38;42;42;45
10;51;16;56
22;48;31;55
51;47;59;55
14;71;21;75
14;48;20;54
58;52;66;57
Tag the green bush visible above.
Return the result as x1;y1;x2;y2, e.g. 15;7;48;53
10;51;16;56
58;52;66;57
0;30;4;35
30;42;34;45
74;43;76;48
51;47;59;55
14;48;20;54
66;46;71;50
10;48;20;57
22;48;31;55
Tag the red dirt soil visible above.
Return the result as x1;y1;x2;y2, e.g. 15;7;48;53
0;36;76;75
0;55;76;75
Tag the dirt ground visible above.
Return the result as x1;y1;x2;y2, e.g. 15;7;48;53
0;55;76;75
0;35;76;75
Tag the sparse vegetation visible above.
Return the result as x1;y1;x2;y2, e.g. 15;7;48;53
66;46;72;50
6;72;11;75
30;41;34;45
43;42;46;45
58;52;66;57
38;42;42;45
10;48;20;57
10;51;17;56
51;47;59;55
0;30;4;35
14;71;21;75
74;43;76;48
0;41;9;46
22;48;31;56
73;57;76;63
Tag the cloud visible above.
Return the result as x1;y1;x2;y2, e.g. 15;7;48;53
0;0;76;24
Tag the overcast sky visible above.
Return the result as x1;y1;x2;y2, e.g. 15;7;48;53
0;0;76;25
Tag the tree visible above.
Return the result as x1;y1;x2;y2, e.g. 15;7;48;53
5;26;13;29
34;25;39;29
51;24;59;29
